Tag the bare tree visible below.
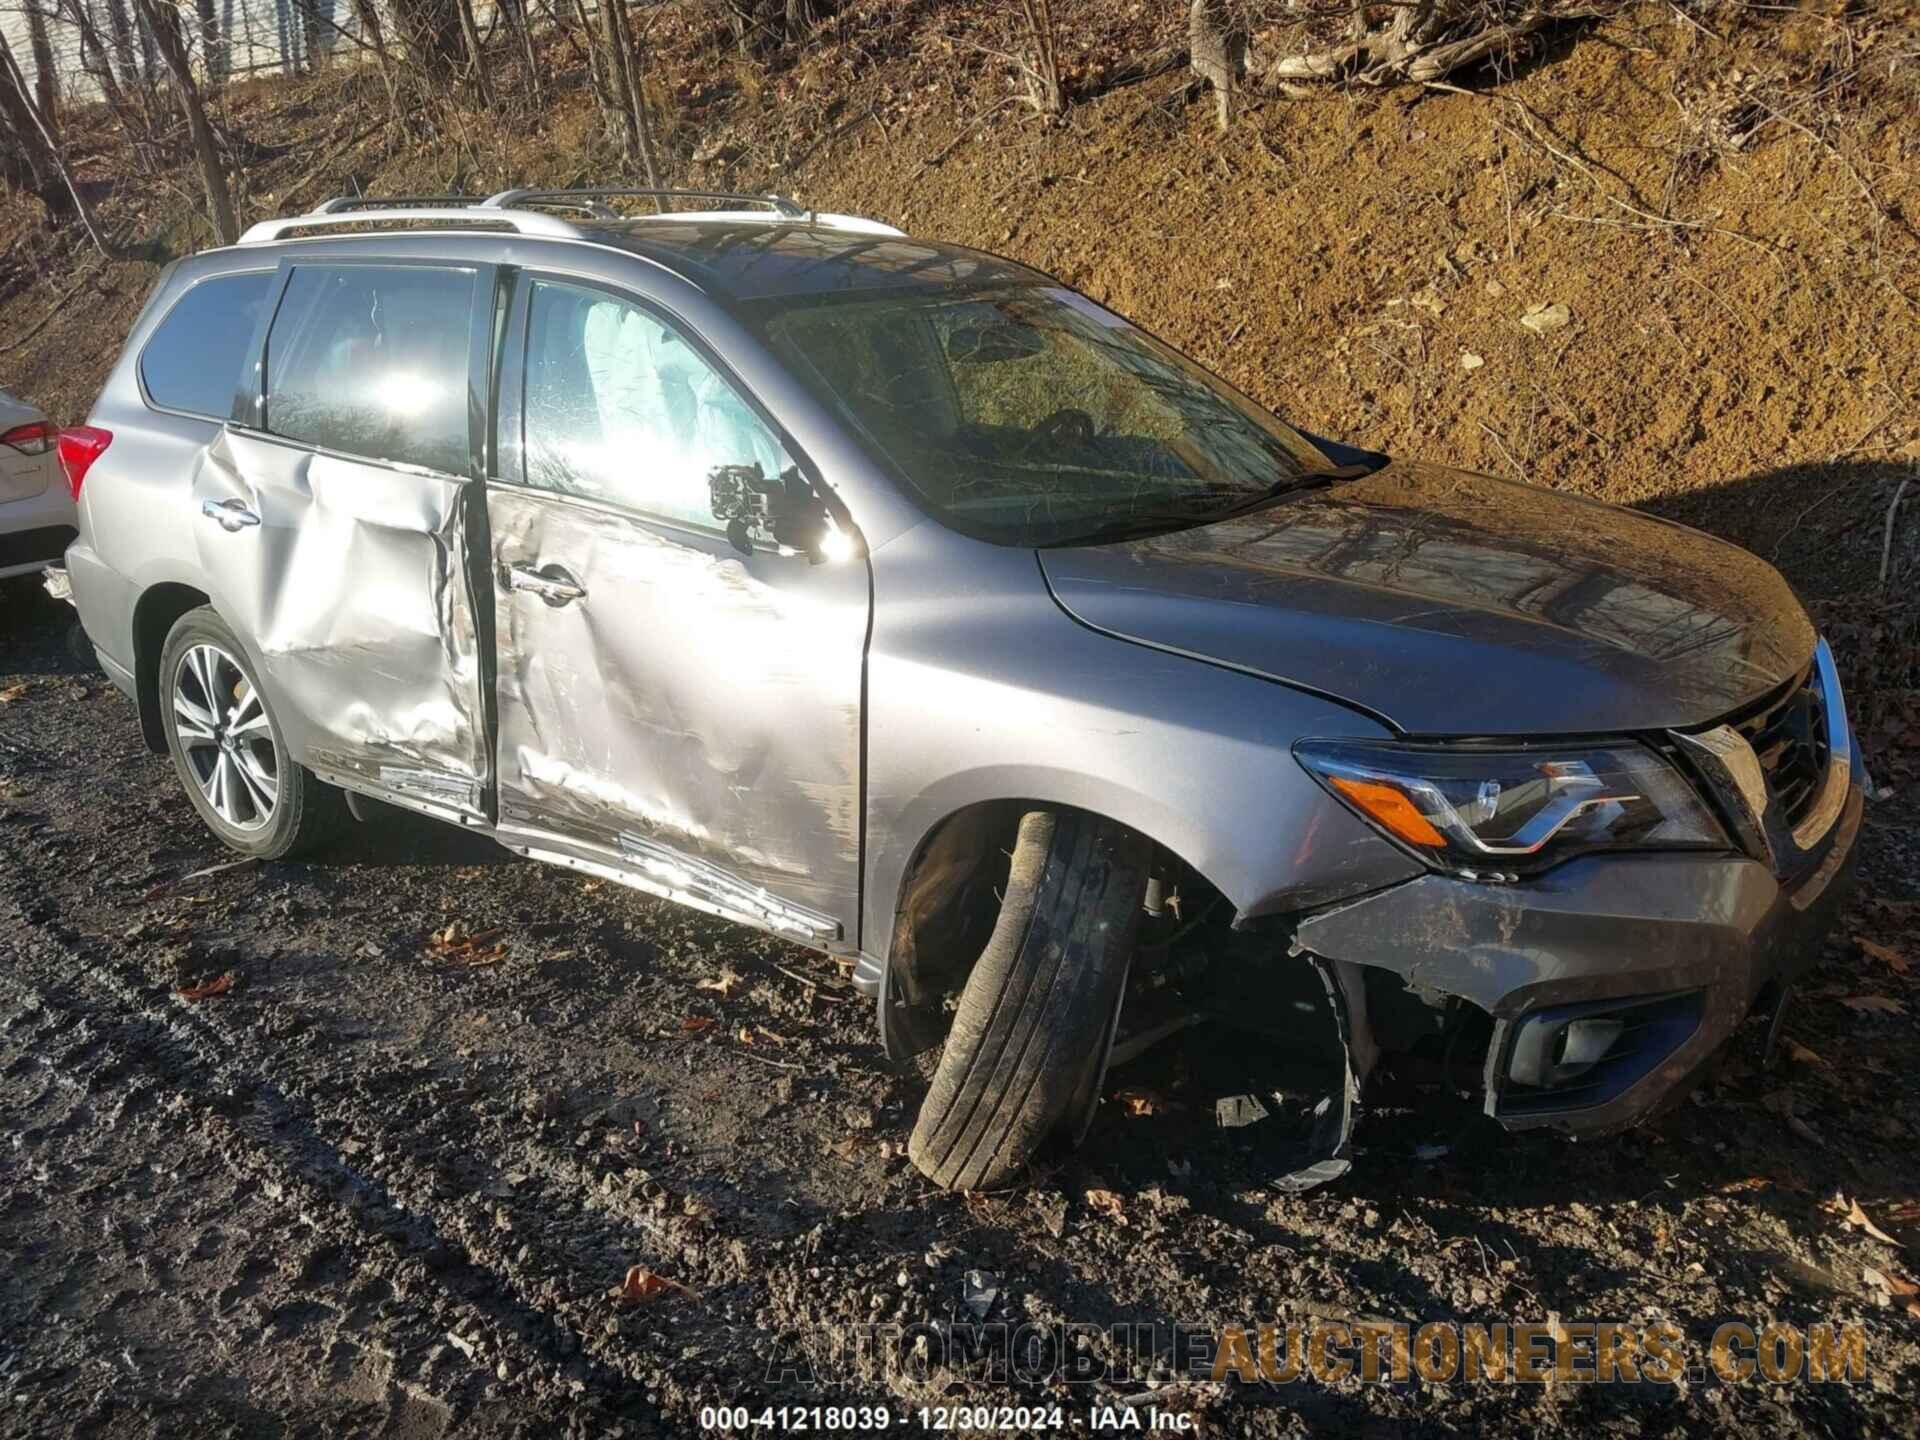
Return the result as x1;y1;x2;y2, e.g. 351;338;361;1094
454;0;493;107
1018;0;1064;115
599;0;661;188
1189;0;1245;130
132;0;237;244
0;28;116;251
347;0;405;122
24;0;58;121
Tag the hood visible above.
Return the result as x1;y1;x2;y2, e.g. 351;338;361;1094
1038;462;1814;736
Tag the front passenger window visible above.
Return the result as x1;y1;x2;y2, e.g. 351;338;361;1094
520;280;791;531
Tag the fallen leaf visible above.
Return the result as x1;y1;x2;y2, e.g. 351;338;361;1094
611;1264;697;1306
1718;1176;1773;1194
696;970;745;997
1826;1192;1903;1247
425;923;506;967
177;972;235;1001
680;1016;717;1034
1839;995;1907;1016
1783;1039;1830;1068
0;682;29;703
1857;937;1912;975
1459;351;1485;371
1113;1087;1175;1117
1863;1267;1918;1297
1084;1188;1128;1225
1519;301;1572;335
737;1025;755;1045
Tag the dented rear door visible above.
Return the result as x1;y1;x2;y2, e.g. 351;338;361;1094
486;274;868;948
192;258;492;819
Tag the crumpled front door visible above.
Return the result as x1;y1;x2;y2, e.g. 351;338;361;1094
189;426;490;819
487;484;868;948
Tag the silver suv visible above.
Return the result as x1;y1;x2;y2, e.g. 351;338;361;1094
64;190;1863;1190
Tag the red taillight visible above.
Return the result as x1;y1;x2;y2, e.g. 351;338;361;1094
0;420;56;456
56;426;112;499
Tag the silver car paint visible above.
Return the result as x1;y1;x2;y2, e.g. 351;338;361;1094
63;223;1865;1139
69;229;1420;973
487;482;867;942
191;427;491;817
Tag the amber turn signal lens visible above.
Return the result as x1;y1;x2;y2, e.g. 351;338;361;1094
1328;775;1446;848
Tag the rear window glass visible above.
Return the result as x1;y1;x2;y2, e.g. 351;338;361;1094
264;265;475;475
140;271;274;419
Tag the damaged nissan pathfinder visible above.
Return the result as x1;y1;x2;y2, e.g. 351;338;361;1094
62;190;1863;1192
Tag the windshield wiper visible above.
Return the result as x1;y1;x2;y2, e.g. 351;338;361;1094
1037;464;1375;549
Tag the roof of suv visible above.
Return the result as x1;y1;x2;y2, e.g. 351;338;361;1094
561;219;1048;303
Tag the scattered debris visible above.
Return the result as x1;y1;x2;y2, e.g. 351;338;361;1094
680;1016;718;1035
176;972;234;1002
1838;995;1907;1017
1519;301;1572;335
1113;1086;1175;1117
1856;937;1912;975
962;1269;998;1319
696;969;745;997
1827;1193;1903;1248
1215;1093;1269;1129
611;1265;697;1306
426;922;506;967
1084;1188;1128;1225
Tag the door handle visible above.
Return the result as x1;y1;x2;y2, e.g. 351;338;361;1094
503;563;587;607
200;498;261;532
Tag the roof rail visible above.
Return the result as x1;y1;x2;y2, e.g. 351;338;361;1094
312;194;481;213
238;207;583;244
482;187;811;220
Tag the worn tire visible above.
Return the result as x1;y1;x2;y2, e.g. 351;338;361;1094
159;607;344;860
908;810;1149;1191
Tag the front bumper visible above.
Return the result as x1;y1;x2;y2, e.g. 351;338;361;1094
1294;779;1864;1135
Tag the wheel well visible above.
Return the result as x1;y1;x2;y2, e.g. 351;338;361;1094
131;582;209;752
886;800;1226;1045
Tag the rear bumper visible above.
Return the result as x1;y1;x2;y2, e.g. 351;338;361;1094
1294;781;1864;1135
0;483;78;579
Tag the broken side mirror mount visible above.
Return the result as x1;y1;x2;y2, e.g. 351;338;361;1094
708;463;846;565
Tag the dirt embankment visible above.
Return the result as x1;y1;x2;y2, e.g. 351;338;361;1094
1;6;1918;1433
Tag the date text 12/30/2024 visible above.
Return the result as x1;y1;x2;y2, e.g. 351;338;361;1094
699;1405;1195;1431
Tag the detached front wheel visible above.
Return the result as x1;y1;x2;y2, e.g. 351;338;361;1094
908;810;1149;1191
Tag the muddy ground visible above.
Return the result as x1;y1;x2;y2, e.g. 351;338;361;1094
1;567;1917;1440
2;1;1919;1433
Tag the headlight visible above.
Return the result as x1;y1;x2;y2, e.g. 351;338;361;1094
1295;739;1726;877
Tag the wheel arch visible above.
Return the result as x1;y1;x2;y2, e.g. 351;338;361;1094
131;581;212;751
867;788;1228;1062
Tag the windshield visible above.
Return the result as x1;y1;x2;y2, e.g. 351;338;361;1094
754;285;1345;547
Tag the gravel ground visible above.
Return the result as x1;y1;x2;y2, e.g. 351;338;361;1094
1;580;1916;1438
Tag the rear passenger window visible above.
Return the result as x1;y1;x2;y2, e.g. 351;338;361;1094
264;265;475;475
140;271;274;419
520;279;791;529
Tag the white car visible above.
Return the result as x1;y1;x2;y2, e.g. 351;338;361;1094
0;387;77;582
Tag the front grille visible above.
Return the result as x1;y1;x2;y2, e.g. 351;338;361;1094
1733;665;1830;831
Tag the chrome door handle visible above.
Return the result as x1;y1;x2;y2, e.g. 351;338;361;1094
504;563;587;607
200;498;260;531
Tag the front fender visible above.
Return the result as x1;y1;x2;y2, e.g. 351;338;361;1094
859;527;1421;977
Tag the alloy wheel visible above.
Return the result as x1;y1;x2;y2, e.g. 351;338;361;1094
171;643;278;832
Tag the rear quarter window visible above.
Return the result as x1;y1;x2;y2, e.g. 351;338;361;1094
263;265;476;476
140;271;275;419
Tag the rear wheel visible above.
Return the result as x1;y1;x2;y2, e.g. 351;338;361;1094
159;608;343;859
908;810;1149;1191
